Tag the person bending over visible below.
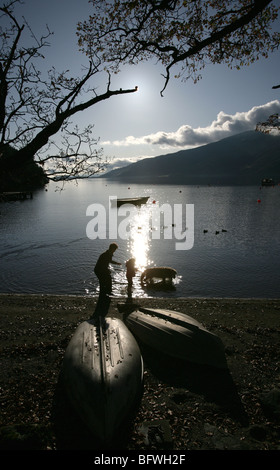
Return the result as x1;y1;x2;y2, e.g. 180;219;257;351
94;243;121;297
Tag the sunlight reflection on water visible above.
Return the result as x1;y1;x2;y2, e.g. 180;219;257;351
110;199;186;298
111;202;154;298
127;206;151;271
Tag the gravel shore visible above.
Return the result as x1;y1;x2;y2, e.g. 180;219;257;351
0;293;279;454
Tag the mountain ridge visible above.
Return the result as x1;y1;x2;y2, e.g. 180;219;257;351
101;131;280;185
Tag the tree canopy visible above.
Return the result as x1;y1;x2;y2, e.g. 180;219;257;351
1;0;280;191
0;0;137;190
77;0;280;95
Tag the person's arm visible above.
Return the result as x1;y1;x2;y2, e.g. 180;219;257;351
111;260;122;266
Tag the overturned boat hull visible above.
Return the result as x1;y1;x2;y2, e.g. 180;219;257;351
125;307;227;369
61;316;144;445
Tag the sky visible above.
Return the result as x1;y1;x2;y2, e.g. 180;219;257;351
5;0;280;171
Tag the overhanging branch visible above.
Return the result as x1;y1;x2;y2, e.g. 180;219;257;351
159;0;273;95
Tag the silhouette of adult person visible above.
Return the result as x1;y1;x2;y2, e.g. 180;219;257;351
125;258;136;286
94;243;121;298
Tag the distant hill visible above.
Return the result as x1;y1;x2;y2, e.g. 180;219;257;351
101;131;280;185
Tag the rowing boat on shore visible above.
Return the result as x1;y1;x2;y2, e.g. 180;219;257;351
125;307;227;369
61;316;144;446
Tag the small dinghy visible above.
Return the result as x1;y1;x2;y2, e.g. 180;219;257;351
140;267;177;287
116;196;149;207
125;307;227;369
61;316;144;445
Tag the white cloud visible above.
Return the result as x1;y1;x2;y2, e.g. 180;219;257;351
102;155;150;173
102;100;280;149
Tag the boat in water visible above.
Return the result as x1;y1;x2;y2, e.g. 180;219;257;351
125;307;227;369
61;315;144;446
116;196;149;207
140;267;177;285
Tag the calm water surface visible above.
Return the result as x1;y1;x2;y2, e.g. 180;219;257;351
0;179;279;299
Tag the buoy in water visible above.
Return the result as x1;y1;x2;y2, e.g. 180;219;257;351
257;199;261;203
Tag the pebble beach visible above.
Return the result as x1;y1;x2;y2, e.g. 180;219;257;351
0;293;279;455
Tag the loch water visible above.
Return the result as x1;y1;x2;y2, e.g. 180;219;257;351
0;179;279;299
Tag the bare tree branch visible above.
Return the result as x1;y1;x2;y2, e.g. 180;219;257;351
77;0;280;95
0;0;138;189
